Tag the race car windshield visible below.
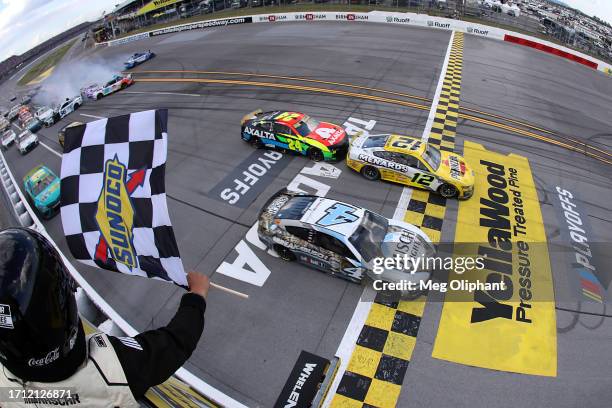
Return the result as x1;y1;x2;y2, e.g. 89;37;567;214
2;133;12;142
18;132;31;141
422;144;441;170
348;211;388;262
32;175;55;196
294;117;320;138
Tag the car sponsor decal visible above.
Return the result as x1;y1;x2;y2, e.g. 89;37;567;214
433;141;556;377
317;203;359;227
209;149;292;208
243;126;276;140
309;125;344;146
443;155;464;180
357;153;409;172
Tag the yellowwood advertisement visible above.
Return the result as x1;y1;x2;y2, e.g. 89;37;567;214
432;141;556;377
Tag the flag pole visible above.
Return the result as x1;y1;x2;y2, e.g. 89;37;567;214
210;282;249;299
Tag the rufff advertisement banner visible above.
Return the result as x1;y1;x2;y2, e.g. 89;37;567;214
432;141;557;377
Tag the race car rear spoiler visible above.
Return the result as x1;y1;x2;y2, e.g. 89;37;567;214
240;109;262;125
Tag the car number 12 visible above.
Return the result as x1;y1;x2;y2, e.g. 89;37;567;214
411;173;434;186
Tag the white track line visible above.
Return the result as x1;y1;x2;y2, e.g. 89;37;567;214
123;91;201;97
40;142;61;158
422;31;456;143
322;31;456;408
80;113;104;119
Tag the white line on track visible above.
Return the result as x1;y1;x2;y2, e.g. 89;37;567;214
123;91;201;97
40;142;61;158
322;31;456;408
422;31;456;143
80;113;104;119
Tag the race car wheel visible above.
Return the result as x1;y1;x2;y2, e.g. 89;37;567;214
308;148;324;162
96;93;103;100
438;183;458;198
121;83;127;89
74;103;80;109
361;166;380;181
274;245;296;262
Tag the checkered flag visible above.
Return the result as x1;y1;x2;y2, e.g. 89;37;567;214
60;109;187;287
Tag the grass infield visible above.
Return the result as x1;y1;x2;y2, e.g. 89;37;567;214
18;39;76;86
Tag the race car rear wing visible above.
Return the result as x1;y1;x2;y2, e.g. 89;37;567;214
240;109;263;125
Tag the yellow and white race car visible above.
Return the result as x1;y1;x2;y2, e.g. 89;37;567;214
346;134;474;199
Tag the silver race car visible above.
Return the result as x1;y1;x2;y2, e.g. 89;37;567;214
257;189;435;291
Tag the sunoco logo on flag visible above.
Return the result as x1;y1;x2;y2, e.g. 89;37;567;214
95;157;145;269
60;109;187;287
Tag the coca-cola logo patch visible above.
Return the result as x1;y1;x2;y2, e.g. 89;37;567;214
28;347;60;367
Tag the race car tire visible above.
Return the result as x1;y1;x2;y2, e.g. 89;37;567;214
74;103;80;110
361;166;380;181
274;245;296;262
308;148;324;162
121;83;127;89
438;183;458;198
96;93;103;100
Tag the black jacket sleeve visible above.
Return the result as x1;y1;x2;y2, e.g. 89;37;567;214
108;292;206;398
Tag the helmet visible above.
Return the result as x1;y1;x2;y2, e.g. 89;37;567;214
0;228;85;381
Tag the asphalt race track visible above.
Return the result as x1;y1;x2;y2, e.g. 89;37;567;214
2;22;611;407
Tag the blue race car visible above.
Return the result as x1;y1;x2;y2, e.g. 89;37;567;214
23;165;60;219
124;50;155;69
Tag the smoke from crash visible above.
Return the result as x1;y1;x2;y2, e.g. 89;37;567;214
32;56;128;108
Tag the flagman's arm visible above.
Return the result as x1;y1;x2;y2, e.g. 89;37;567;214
107;272;210;399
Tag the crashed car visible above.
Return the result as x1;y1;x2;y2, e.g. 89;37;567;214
23;165;60;219
58;95;83;118
1;129;16;151
258;189;435;290
35;106;59;127
7;105;20;121
0;116;9;132
241;110;348;161
23;116;42;133
84;74;134;100
347;134;475;199
17;130;39;155
80;84;99;99
124;50;155;69
58;121;83;148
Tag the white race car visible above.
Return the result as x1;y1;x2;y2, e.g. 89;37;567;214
35;106;59;127
258;189;435;292
17;130;39;155
58;96;83;119
83;75;134;100
1;129;16;151
0;116;9;132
